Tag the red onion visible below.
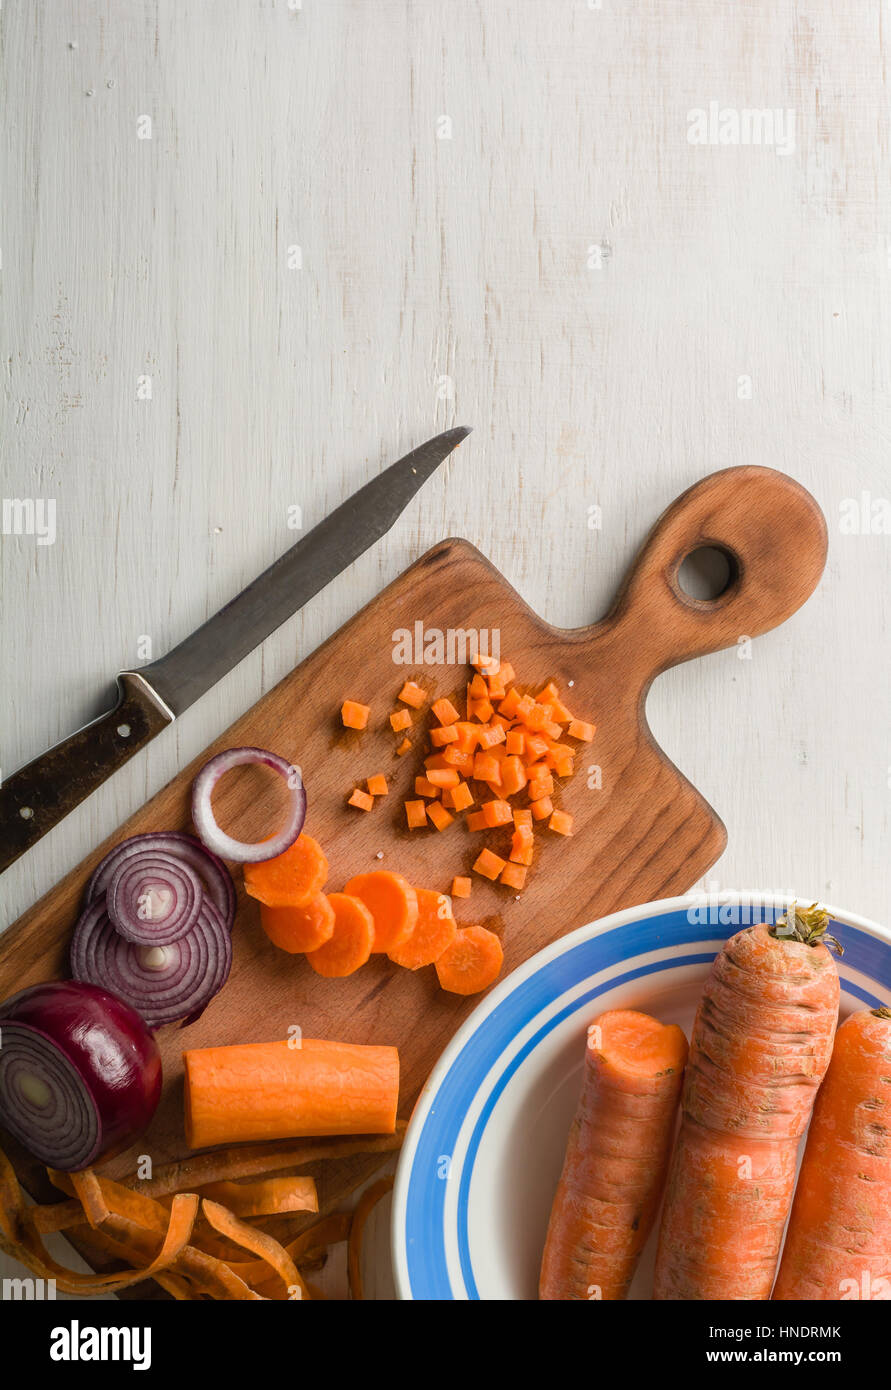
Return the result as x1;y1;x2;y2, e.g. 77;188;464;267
70;897;232;1029
0;981;161;1172
86;831;235;931
106;850;203;945
191;747;306;863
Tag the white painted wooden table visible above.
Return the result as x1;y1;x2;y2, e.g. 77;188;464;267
1;0;889;1300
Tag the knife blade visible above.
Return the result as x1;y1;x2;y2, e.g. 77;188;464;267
0;427;471;872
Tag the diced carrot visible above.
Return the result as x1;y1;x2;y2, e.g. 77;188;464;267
427;767;460;789
424;752;450;770
243;835;329;908
499;755;527;797
477;723;506;750
258;894;336;954
388;888;457;969
366;774;388;797
389;709;412;732
537;681;560;703
396;737;412;756
450;782;474;812
510;827;534;866
505;729;524;757
405;799;428;829
466;811;488;831
435;925;504;995
453;722;480;752
568;719;596;742
498;662;515;685
468;673;488;699
471;653;500;675
471;698;494;722
486;673;506;700
341;700;370;730
549;810;574;836
348;788;374;812
500;863;527;891
481;799;513;828
398;681;427;709
430;725;459;747
473;752;501;782
345;871;419;953
415;776;439;798
514;693;536;722
441;786;457;809
473;848;507;880
442;747;475;774
451;876;472;898
524;733;549;762
490;713;513;732
550;698;573;723
431;697;460;726
531;796;554;821
427;801;454;831
551;749;574;778
498;689;522;717
528;770;555;801
304;894;376;979
513;808;533;828
524;702;552;732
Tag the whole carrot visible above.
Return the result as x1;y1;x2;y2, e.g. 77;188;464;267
539;1009;688;1300
653;906;841;1301
773;1006;891;1301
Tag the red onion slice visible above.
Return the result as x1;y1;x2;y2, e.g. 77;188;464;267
191;747;306;863
86;831;235;931
106;850;204;945
0;981;161;1171
70;898;232;1029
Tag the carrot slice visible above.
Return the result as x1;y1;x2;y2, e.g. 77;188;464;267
427;801;454;831
341;700;370;730
389;709;412;732
348;1177;394;1301
345;870;419;953
305;893;375;976
259;893;336;953
473;848;507;880
451;876;472;898
243;834;328;908
405;799;428;829
398;681;427;709
366;774;388;796
431;697;460;726
388;888;458;969
435;925;504;995
197;1177;318;1219
348;788;374;811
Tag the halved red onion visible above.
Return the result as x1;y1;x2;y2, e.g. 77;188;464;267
86;831;235;931
106;850;203;946
191;747;306;863
0;981;161;1172
70;898;232;1030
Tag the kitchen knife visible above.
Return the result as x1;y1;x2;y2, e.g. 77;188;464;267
0;427;472;872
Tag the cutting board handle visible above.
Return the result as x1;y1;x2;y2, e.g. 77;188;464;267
600;466;827;680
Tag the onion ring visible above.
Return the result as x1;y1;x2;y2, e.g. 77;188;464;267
190;747;306;864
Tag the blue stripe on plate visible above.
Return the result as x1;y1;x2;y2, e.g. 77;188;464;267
403;909;891;1301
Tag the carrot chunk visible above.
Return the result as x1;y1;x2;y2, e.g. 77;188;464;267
435;925;504;995
441;746;475;774
430;725;460;747
498;689;522;718
398;681;427;709
415;776;439;797
344;871;419;953
451;876;472;898
568;719;596;742
450;781;474;812
396;737;412;756
531;796;553;821
473;752;501;782
499;755;527;797
481;799;513;828
389;709;412;732
513;808;533;828
505;729;524;757
471;698;494;723
528;770;555;801
426;768;460;790
453;722;480;752
549;810;574;836
473;848;507;880
366;774;388;797
348;788;374;812
431;697;460;726
477;724;506;750
243;834;328;908
341;700;370;730
466;810;488;832
500;863;527;891
427;801;454;831
259;895;335;954
510;827;534;866
304;894;375;978
468;673;488;699
388;888;457;969
497;661;515;685
404;799;428;830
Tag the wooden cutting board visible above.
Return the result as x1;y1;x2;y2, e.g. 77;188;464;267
0;464;827;1285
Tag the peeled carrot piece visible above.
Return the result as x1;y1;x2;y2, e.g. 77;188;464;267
243;834;328;908
549;810;573;836
500;755;527;796
396;737;412;756
466;810;488;831
341;700;370;730
568;719;596;742
436;925;504;995
471;698;494;722
183;1035;399;1146
389;709;412;732
450;781;474;812
431;697;460;726
427;801;454;831
497;662;515;685
473;848;506;880
513;808;533;828
388;888;458;969
531;796;553;821
427;767;460;789
505;729;524;756
345;870;419;953
468;673;488;699
366;774;388;796
304;893;375;977
478;724;506;749
430;725;459;747
398;680;427;709
473;752;501;782
481;799;512;828
540;1010;688;1300
451;876;472;898
259;894;336;953
510;826;534;865
500;862;527;890
415;776;438;797
529;770;555;801
348;788;374;812
453;722;480;752
405;799;428;829
498;689;521;717
442;747;474;774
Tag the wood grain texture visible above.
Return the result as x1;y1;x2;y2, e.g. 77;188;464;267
1;0;888;1297
0;463;826;1288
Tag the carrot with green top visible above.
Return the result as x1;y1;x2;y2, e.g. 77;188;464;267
540;1009;688;1300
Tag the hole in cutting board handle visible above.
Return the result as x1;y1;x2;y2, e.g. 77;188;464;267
676;546;738;602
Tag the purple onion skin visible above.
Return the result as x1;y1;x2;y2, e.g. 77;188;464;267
0;981;162;1171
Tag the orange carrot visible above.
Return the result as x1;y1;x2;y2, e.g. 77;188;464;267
653;906;841;1301
398;681;427;709
430;725;459;747
197;1177;318;1219
345;870;419;953
415;776;438;797
431;697;460;726
259;893;336;953
773;1006;891;1301
183;1037;399;1147
531;796;553;821
366;774;388;796
388;888;458;969
466;810;487;831
348;788;374;812
243;834;328;908
389;709;412;732
426;768;460;789
568;719;595;742
341;700;370;730
473;848;506;880
549;810;573;836
540;1010;688;1300
451;876;471;898
304;893;374;977
500;863;526;891
481;799;512;828
435;925;504;995
404;799;427;830
426;801;454;831
396;737;412;756
449;782;474;812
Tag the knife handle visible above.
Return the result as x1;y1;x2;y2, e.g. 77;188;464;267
0;674;173;875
